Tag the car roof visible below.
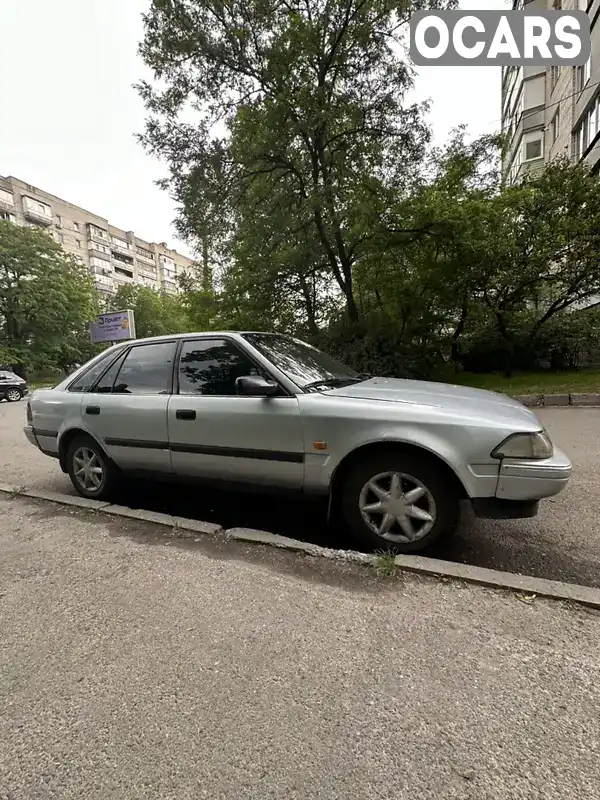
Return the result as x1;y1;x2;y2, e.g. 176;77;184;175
107;331;286;348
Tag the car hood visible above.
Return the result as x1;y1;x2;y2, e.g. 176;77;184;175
327;378;540;427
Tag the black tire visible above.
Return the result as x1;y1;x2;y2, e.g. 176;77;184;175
66;435;117;501
339;450;460;553
5;387;22;402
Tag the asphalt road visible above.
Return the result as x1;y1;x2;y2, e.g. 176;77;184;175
1;399;599;588
2;494;600;799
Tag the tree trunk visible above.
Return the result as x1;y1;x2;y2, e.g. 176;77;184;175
202;238;210;291
345;289;359;324
451;299;469;364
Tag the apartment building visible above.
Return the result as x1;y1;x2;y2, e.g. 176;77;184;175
0;175;194;298
502;0;598;183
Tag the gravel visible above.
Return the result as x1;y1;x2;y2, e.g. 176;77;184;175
1;494;600;799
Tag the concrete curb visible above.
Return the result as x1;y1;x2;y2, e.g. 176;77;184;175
2;484;600;609
513;393;600;408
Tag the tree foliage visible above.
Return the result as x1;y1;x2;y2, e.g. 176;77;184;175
0;221;98;376
137;0;600;376
138;0;457;323
109;284;192;338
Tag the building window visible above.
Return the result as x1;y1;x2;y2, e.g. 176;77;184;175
553;0;562;8
577;56;591;92
574;125;584;159
75;239;81;248
572;96;600;159
552;109;560;144
550;66;560;91
73;221;79;232
524;136;543;162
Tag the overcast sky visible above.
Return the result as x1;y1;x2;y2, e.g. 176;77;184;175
0;0;510;258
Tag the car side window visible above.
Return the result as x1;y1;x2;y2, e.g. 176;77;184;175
68;352;120;393
93;352;128;394
178;339;263;396
112;341;176;395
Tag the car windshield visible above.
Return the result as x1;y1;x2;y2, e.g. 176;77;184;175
243;333;359;389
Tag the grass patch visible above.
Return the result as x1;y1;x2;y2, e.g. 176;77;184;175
451;369;600;396
29;381;56;390
373;551;399;579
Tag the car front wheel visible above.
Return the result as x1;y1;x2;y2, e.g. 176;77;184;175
340;451;460;553
6;387;22;402
66;436;116;500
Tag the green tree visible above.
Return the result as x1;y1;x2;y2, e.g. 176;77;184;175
110;284;191;338
138;0;457;324
0;221;98;377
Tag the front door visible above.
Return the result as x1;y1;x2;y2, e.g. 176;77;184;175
168;338;305;489
81;340;177;474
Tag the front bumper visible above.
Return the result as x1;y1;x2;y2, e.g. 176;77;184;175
496;446;572;502
472;446;572;520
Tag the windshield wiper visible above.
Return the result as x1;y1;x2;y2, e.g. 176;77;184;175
304;374;371;391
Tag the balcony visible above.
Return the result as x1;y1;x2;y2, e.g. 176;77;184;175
140;276;158;289
88;223;109;242
88;244;111;261
114;266;134;283
0;194;15;211
111;238;134;257
135;249;155;264
162;279;178;294
22;204;52;227
112;250;134;266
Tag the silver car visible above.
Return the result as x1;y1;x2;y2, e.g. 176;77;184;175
24;332;571;552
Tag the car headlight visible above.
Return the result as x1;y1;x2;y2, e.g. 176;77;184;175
491;431;554;460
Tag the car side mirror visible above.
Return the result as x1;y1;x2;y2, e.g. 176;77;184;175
235;375;280;397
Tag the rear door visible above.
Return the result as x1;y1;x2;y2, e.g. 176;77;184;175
81;340;176;474
167;337;305;489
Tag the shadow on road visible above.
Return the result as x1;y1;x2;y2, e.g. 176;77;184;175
111;477;344;549
107;477;600;589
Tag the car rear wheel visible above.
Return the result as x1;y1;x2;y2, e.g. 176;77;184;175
66;436;117;500
340;451;460;553
6;387;22;402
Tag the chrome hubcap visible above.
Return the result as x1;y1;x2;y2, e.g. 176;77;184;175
7;389;20;401
73;447;104;492
359;471;436;543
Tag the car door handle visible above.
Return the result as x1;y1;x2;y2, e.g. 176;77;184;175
85;406;100;415
176;409;196;420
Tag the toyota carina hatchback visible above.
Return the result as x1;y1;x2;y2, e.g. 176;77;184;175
24;332;571;552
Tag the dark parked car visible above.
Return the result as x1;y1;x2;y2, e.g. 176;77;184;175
0;371;28;402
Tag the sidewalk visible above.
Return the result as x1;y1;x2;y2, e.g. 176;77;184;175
1;494;600;800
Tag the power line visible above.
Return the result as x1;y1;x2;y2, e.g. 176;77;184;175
481;76;600;130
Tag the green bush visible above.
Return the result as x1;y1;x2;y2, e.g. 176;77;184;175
313;319;445;380
458;307;600;374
